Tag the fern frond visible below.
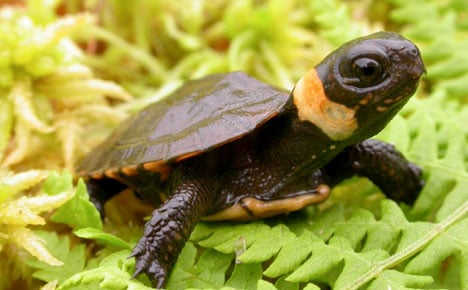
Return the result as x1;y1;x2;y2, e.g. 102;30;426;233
57;250;153;290
188;198;466;289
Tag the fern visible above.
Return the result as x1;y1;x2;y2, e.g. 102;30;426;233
183;197;466;289
25;231;87;285
57;250;153;290
389;0;468;100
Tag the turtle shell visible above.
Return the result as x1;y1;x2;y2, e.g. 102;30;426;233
77;72;289;178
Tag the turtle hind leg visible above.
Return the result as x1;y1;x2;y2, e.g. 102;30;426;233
84;178;128;217
130;179;213;288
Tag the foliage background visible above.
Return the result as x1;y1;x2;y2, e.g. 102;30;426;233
0;0;466;289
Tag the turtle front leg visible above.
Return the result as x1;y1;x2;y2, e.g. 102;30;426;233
324;139;424;205
130;178;212;288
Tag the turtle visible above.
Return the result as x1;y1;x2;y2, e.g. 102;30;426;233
76;31;426;288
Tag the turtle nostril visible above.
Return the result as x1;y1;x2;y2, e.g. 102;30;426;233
410;48;419;57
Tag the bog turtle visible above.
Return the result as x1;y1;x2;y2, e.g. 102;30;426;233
77;31;425;288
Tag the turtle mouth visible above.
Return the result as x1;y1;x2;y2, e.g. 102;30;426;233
371;73;422;112
371;53;425;111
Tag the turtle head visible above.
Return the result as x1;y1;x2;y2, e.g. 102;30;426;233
293;31;425;142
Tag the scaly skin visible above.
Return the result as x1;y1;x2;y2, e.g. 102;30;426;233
130;178;212;289
323;139;424;204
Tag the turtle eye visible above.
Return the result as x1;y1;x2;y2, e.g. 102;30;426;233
340;56;387;88
351;57;385;86
353;58;382;81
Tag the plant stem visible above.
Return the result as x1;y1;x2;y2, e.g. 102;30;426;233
345;200;468;290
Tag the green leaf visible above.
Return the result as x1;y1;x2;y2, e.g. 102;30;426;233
194;222;271;254
285;232;343;282
191;249;233;287
257;279;278;290
274;276;299;290
168;243;233;289
166;242;198;288
367;270;434;289
405;204;468;288
225;262;263;290
73;227;131;249
42;171;74;196
50;178;102;230
58;250;152;290
303;284;321;290
264;230;315;278
26;231;86;284
239;224;295;263
190;194;467;289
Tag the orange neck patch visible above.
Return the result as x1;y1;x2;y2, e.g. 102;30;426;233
293;69;358;141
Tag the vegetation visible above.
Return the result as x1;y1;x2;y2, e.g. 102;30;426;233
0;0;466;289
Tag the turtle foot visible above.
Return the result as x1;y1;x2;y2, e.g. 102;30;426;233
131;242;168;289
129;191;205;288
129;179;211;288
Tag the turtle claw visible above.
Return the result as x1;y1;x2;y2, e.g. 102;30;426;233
137;260;168;289
128;186;208;288
89;196;106;218
130;247;168;289
84;178;127;218
131;236;170;289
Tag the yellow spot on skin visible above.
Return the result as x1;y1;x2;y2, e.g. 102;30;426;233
330;145;336;150
202;184;331;222
359;93;373;105
376;106;388;112
293;69;358;140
